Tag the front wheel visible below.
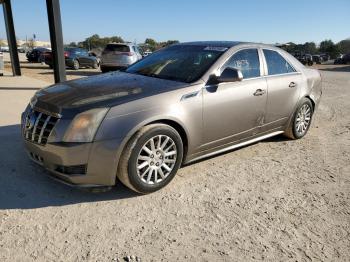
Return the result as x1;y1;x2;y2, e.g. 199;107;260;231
117;124;183;194
284;98;314;139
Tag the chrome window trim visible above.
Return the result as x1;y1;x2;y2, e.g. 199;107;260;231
262;71;302;79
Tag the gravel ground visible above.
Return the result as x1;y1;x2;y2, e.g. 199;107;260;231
0;65;349;261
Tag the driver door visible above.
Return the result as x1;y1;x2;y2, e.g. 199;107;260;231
201;48;267;151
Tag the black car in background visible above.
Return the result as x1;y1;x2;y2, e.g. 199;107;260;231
334;54;350;65
320;54;330;62
45;47;99;70
26;47;51;63
312;55;323;64
294;53;313;66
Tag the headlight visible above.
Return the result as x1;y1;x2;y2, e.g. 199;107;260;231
63;108;109;142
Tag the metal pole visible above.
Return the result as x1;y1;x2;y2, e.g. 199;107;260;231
2;0;21;76
46;0;66;83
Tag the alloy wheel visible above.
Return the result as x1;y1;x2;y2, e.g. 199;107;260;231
136;135;177;185
295;104;312;136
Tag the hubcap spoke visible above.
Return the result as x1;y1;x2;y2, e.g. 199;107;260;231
142;146;152;156
161;137;170;150
150;138;156;152
146;169;153;183
137;161;148;170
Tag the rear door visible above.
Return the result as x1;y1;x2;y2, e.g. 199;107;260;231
261;49;302;131
77;49;90;66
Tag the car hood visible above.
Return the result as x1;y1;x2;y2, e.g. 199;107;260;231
33;71;191;117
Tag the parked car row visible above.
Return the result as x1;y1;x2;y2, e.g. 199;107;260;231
293;53;331;66
25;43;152;72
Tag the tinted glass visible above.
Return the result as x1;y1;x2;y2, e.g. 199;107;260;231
105;44;130;52
263;49;295;75
224;49;260;79
126;45;226;83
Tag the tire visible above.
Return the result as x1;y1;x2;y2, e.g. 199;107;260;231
117;124;183;194
101;66;109;73
92;61;99;69
284;98;314;139
72;59;80;70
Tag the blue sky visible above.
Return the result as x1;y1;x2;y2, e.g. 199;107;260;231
0;0;349;44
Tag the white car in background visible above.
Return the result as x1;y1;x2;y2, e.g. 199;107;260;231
100;43;143;73
0;46;9;52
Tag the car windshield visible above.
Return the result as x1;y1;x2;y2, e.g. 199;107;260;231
126;45;227;83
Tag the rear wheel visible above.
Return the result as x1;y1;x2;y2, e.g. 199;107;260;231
101;66;109;73
72;59;80;70
92;60;99;69
284;98;314;139
117;124;183;194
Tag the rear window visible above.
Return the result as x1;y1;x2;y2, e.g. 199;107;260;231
263;49;296;75
104;44;130;52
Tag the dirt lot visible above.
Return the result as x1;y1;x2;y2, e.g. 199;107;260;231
0;64;349;261
4;61;99;84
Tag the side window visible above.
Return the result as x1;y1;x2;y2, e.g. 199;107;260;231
132;46;137;53
263;49;295;75
224;49;260;79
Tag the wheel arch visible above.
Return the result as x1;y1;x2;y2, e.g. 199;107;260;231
305;95;316;110
113;117;190;182
147;119;189;161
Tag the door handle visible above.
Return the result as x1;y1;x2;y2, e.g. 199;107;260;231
289;82;297;88
253;89;266;96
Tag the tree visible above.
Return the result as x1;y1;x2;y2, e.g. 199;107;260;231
144;38;158;51
0;39;7;47
337;39;350;54
159;40;179;48
144;38;179;51
77;34;124;50
68;42;77;47
27;38;35;49
319;39;340;58
303;42;317;54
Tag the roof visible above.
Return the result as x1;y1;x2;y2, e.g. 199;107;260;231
178;41;242;48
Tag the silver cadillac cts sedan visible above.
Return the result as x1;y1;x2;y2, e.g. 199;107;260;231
22;41;322;193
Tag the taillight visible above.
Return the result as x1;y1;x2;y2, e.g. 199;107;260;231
64;51;69;58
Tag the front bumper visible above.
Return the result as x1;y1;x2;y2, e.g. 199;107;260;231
23;137;124;187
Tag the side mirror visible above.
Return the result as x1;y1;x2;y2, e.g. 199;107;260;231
217;67;243;83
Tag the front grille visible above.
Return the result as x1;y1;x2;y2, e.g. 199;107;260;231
23;109;59;146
